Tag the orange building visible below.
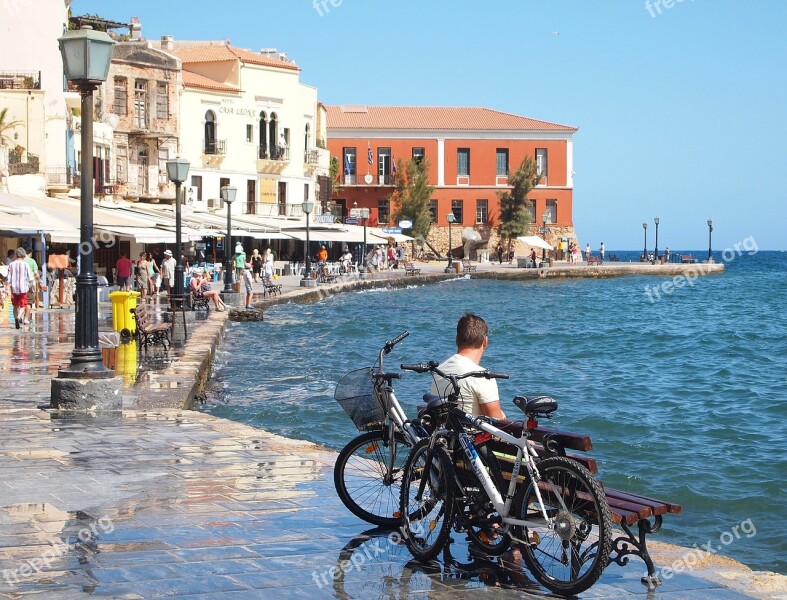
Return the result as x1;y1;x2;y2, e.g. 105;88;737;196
326;105;578;254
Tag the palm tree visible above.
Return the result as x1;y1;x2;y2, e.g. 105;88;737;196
0;108;22;148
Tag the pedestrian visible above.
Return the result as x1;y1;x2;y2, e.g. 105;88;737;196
242;262;254;309
7;247;33;328
387;243;397;270
250;249;262;283
160;250;176;295
150;250;162;295
233;243;246;283
507;242;514;264
317;245;328;263
496;243;503;264
4;249;14;266
23;248;41;309
585;243;591;259
262;248;274;283
665;247;671;262
530;248;537;268
115;252;132;291
599;242;605;263
571;243;579;264
136;252;149;301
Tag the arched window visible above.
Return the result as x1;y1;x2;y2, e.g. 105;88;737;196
268;113;278;158
204;110;216;154
259;111;267;158
304;124;311;163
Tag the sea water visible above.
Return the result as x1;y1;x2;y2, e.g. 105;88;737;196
203;250;786;574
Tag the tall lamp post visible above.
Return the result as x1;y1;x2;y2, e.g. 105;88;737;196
221;185;236;294
166;157;189;297
360;207;370;271
300;197;315;286
654;217;660;264
642;222;648;261
445;212;456;272
52;27;117;405
540;211;551;263
707;219;714;263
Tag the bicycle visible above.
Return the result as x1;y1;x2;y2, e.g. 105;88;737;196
398;361;613;596
333;331;427;527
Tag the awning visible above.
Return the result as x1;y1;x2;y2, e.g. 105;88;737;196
517;235;554;251
0;205;80;243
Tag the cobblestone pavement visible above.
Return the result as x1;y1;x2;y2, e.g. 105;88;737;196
0;282;773;599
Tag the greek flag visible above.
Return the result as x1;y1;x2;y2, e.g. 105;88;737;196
344;153;351;175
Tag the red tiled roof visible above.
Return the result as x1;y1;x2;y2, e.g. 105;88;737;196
172;45;300;71
326;105;577;132
182;70;239;93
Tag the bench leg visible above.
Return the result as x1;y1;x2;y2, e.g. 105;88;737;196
610;515;663;589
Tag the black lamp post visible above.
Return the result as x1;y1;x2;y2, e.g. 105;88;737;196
360;207;370;270
166;157;189;297
54;26;115;380
221;185;236;293
707;219;714;263
300;197;315;286
445;212;456;272
642;222;648;261
654;217;660;264
540;211;551;263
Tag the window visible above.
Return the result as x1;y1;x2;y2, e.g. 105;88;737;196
378;198;390;224
476;199;488;224
217;177;230;210
451;199;463;224
536;148;548;180
156;82;168;119
204;110;216;154
113;77;127;115
546;199;557;224
157;147;169;184
412;147;425;164
428;200;437;223
496;148;509;176
531;201;537;223
134;80;148;129
457;148;470;176
191;175;203;202
246;124;253;143
343;147;356;183
378;147;391;182
115;144;127;182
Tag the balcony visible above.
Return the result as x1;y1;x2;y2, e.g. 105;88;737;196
304;149;320;176
256;145;289;175
0;71;41;90
341;173;394;186
202;139;226;167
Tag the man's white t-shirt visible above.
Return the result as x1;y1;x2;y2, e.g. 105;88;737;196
431;353;499;416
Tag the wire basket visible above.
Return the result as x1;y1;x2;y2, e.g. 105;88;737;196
334;367;384;430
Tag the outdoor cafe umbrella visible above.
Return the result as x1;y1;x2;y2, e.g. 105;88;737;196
517;235;553;251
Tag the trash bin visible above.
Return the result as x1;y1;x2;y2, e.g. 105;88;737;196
99;331;120;370
109;291;140;341
454;261;462;273
548;257;555;267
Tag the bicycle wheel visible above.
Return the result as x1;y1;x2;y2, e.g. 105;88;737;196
334;429;409;527
463;443;511;556
513;456;612;596
400;438;455;561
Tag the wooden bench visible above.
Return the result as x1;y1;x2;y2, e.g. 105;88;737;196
262;275;283;296
131;305;172;350
191;290;210;311
681;254;696;264
461;259;477;272
586;255;602;265
489;420;681;589
404;261;421;276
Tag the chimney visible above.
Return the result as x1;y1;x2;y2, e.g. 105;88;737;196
130;16;142;40
161;35;174;51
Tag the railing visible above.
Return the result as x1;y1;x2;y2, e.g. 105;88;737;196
378;173;394;186
258;146;290;161
305;149;319;165
340;173;394;186
203;139;226;155
45;166;71;186
0;71;41;90
343;173;357;185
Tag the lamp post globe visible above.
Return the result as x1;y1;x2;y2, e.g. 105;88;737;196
166;157;190;297
220;185;237;294
53;26;115;389
654;217;660;265
301;198;314;284
360;208;370;271
446;212;456;271
707;219;714;263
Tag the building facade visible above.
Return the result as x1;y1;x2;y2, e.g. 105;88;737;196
326;105;578;256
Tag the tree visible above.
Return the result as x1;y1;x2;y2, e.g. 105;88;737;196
497;156;542;246
0;108;22;148
390;157;435;241
329;155;343;196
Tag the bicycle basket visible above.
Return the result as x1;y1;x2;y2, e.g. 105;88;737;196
334;368;384;430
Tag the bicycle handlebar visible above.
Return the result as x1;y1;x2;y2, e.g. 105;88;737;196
401;362;510;383
384;330;409;354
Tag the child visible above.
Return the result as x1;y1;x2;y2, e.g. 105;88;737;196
242;262;254;310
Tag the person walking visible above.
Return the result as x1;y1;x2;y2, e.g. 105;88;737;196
530;248;538;268
115;252;132;291
496;243;503;264
585;243;591;260
150;250;162;295
7;247;33;328
160;250;176;296
23;248;41;309
136;252;149;301
250;249;263;283
233;243;246;283
599;242;605;263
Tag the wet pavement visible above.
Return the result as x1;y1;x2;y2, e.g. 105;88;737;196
0;278;779;599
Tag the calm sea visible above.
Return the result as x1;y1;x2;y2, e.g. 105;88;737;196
202;250;787;574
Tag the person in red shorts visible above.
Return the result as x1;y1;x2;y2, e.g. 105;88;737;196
7;247;33;329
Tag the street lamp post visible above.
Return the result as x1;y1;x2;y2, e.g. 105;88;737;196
654;217;660;265
166;157;190;297
642;222;648;261
52;27;116;399
221;185;236;294
445;212;456;272
300;197;315;286
540;212;551;263
707;219;714;263
360;207;370;271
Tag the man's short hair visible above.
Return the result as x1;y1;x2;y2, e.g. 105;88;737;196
456;313;488;350
15;247;26;258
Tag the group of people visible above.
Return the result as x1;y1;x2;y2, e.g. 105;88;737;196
117;249;177;301
495;242;515;264
1;247;43;329
248;247;275;283
367;243;405;271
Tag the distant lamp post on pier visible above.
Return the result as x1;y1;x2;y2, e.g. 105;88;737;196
166;157;190;297
221;185;237;294
707;219;714;263
300;196;316;287
653;217;660;265
445;212;456;272
540;211;551;263
51;26;118;409
642;222;648;262
360;207;370;270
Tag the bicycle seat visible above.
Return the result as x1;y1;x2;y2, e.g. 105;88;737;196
513;395;557;417
423;393;448;411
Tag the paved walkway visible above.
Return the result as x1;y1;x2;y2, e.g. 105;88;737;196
0;265;780;599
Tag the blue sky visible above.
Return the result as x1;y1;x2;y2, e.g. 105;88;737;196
73;0;787;250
